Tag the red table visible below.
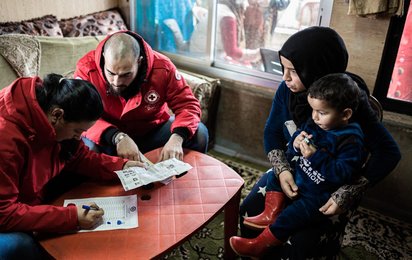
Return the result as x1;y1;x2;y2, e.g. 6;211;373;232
38;149;244;259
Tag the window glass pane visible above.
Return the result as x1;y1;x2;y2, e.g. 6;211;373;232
215;0;321;74
134;0;210;61
134;0;197;53
134;0;323;76
188;0;211;60
387;6;412;103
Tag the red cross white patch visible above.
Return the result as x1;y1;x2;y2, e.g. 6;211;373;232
144;90;160;104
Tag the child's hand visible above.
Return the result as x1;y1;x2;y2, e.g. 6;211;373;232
293;131;312;150
294;131;316;158
299;139;317;158
279;171;298;199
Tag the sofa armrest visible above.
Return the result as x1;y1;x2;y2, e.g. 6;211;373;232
179;70;220;147
0;54;18;90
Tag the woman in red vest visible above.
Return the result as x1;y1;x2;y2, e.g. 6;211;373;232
0;74;143;259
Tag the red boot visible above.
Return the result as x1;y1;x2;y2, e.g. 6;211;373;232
230;226;283;258
243;191;285;230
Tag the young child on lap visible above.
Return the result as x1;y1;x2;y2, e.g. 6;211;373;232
230;73;368;258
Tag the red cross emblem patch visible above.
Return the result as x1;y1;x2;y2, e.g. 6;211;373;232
144;90;160;104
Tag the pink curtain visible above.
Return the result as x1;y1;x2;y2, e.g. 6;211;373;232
388;5;412;102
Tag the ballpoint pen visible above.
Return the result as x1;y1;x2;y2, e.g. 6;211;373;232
82;205;99;211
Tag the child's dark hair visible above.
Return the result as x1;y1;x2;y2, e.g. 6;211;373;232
308;73;360;112
35;73;103;122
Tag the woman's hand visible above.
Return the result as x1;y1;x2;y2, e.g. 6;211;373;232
77;203;104;230
319;198;343;215
278;170;298;199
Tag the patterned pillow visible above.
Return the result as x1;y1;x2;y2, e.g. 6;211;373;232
32;15;64;37
0;15;63;37
179;70;220;125
59;9;128;37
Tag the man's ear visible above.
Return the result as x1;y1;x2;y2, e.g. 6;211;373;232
137;56;143;65
50;108;64;125
342;108;353;121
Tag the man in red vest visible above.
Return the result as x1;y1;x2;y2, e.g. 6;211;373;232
75;31;208;162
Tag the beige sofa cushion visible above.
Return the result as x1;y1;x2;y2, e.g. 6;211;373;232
0;34;105;89
37;35;105;77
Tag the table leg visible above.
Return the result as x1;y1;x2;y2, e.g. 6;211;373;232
224;189;242;259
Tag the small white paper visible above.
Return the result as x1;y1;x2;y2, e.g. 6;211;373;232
64;195;138;232
284;120;297;137
115;158;192;191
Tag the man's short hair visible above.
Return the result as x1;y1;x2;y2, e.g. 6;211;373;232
103;33;140;59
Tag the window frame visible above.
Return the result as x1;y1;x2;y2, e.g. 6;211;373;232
373;0;411;116
130;0;334;89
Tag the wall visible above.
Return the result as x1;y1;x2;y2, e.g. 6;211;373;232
362;115;412;223
0;0;119;22
118;0;131;27
213;80;274;166
211;1;412;223
330;0;390;91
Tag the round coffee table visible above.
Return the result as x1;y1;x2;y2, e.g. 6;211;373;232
38;148;244;259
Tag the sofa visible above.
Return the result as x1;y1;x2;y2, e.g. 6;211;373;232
0;34;105;86
0;13;219;147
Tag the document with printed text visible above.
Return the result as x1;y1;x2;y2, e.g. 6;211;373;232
63;195;138;232
115;158;192;191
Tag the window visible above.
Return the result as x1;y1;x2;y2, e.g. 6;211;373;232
374;0;412;116
131;0;333;87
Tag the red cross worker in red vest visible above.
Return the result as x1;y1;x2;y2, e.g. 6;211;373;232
75;31;209;162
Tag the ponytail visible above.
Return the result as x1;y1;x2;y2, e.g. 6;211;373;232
36;73;103;122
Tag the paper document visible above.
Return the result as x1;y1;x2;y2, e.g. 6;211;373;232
115;158;192;191
64;195;138;232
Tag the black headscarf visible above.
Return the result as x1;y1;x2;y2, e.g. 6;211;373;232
279;26;349;127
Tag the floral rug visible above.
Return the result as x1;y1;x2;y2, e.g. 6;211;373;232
162;154;412;260
342;207;412;259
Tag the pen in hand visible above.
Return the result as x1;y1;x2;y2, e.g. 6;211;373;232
77;204;104;230
82;205;99;211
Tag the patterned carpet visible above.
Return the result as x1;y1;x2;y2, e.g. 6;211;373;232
162;153;412;260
